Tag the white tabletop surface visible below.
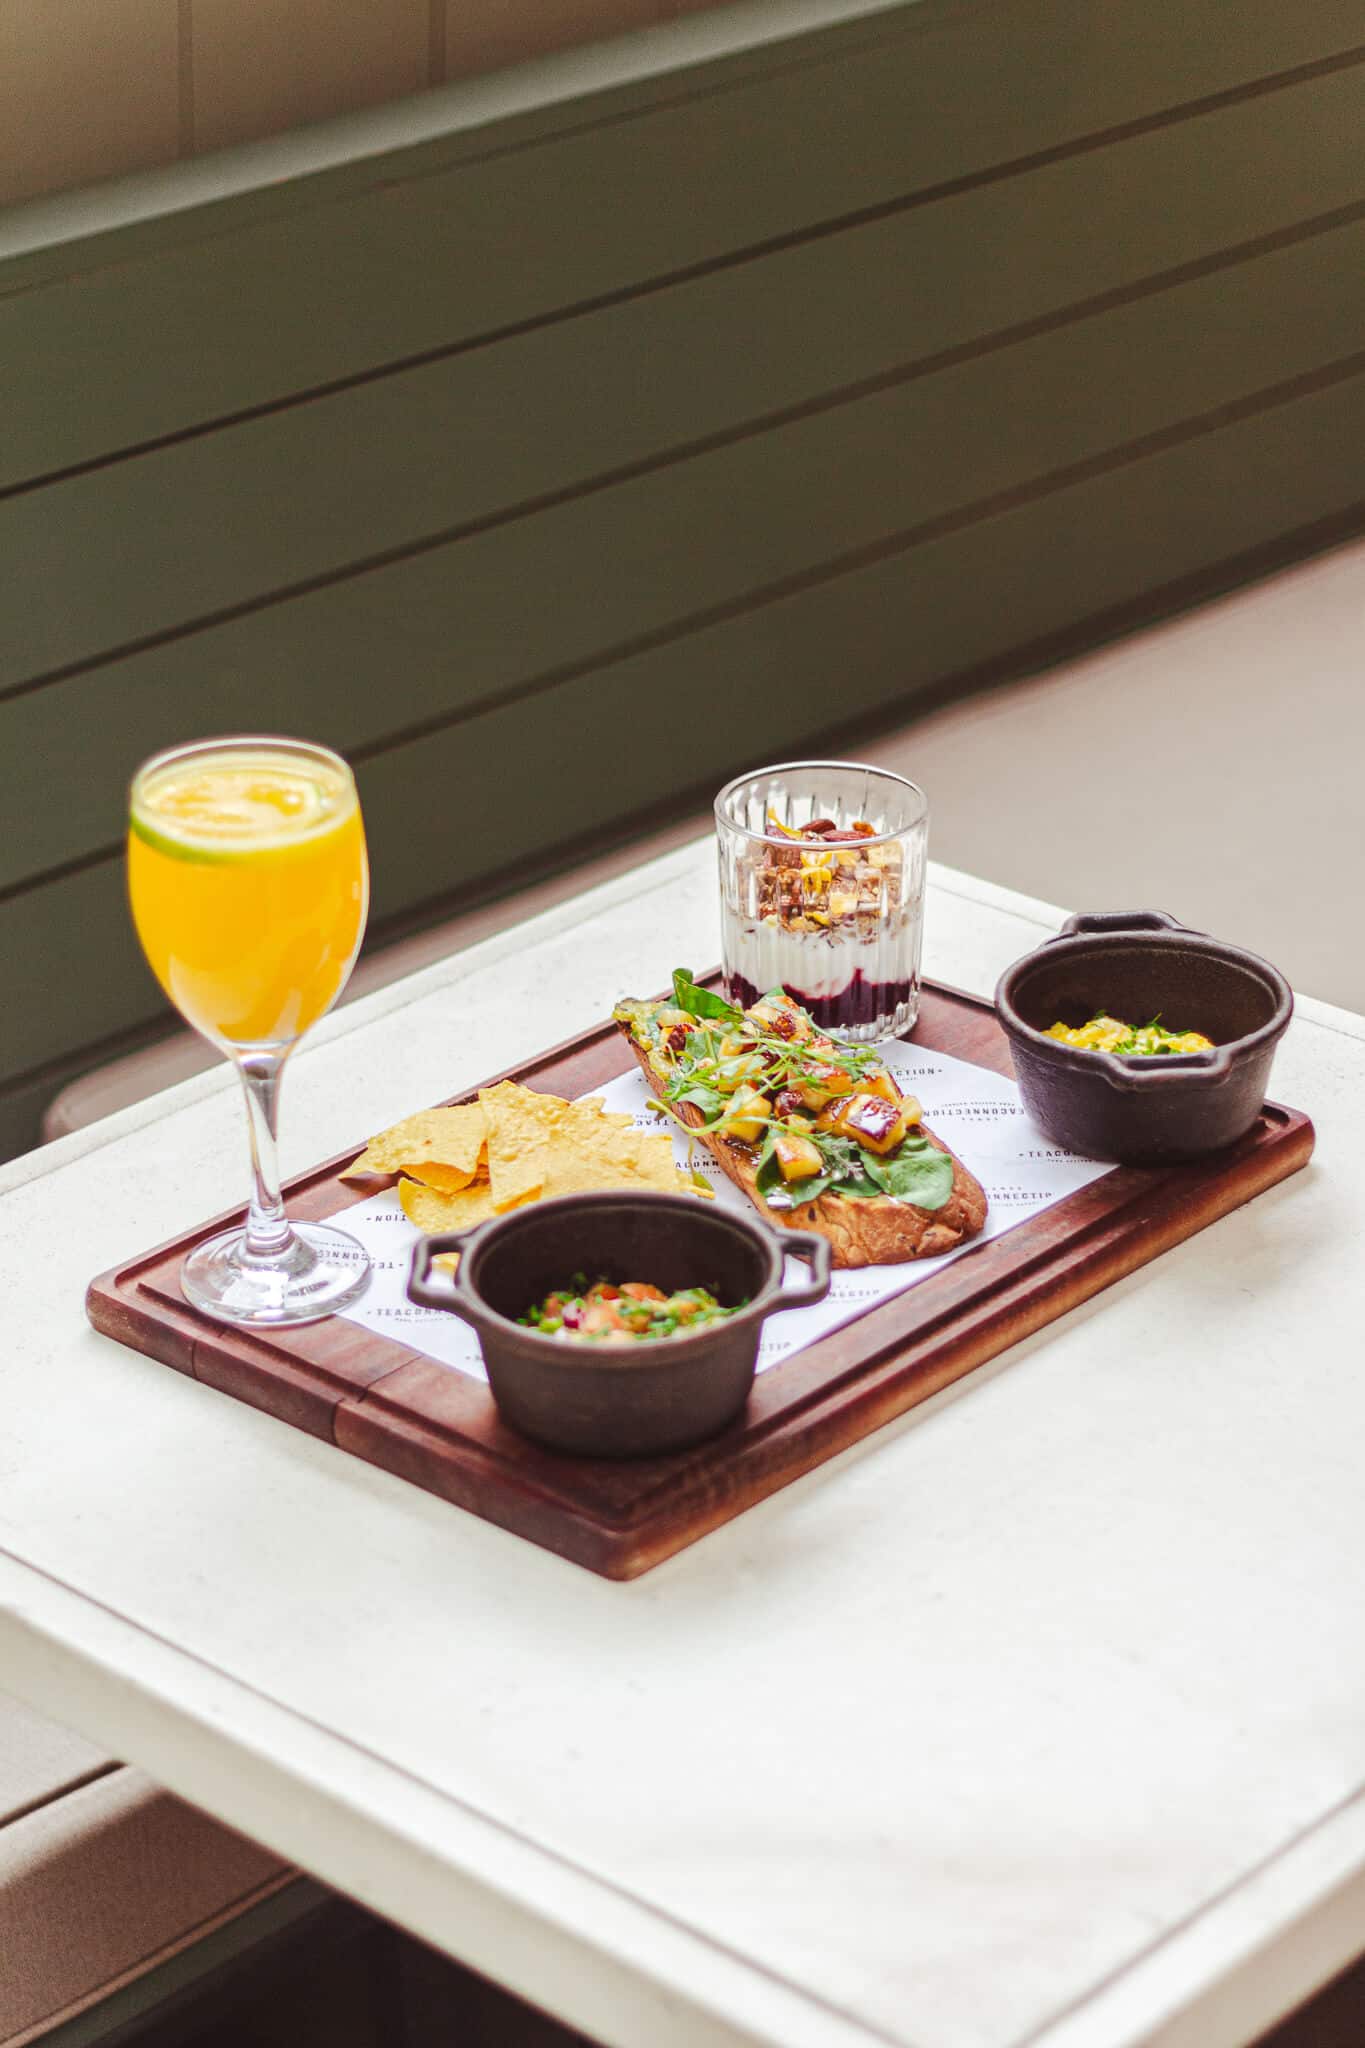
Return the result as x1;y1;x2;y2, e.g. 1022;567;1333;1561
2;849;1363;2048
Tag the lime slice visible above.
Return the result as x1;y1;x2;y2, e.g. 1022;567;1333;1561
131;755;350;861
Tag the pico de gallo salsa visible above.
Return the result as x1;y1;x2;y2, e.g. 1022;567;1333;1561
520;1275;740;1344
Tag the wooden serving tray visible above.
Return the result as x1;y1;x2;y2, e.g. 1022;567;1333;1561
88;982;1313;1578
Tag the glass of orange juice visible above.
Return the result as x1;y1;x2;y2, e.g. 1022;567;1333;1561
128;736;372;1325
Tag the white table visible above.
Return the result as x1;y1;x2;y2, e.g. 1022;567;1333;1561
2;850;1363;2048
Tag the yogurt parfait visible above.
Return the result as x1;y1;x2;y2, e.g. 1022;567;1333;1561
715;762;928;1043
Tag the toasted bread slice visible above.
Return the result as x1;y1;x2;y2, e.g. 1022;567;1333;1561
615;1020;987;1270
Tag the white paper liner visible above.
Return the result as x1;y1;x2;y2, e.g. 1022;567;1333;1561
327;1043;1110;1383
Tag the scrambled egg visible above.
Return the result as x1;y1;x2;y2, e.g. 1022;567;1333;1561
1046;1014;1214;1056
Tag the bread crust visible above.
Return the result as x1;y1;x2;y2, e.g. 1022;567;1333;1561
619;1028;988;1269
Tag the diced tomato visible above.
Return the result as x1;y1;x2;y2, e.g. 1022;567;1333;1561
581;1301;628;1334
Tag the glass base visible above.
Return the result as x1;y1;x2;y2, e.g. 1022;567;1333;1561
181;1219;371;1327
724;966;919;1045
827;995;920;1046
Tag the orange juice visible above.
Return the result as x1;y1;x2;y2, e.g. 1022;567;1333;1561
129;744;368;1047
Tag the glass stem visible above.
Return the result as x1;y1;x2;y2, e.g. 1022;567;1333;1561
236;1050;294;1261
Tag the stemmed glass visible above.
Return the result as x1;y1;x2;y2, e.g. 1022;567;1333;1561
128;735;372;1326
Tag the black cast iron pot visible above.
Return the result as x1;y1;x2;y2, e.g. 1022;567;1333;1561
406;1191;831;1458
994;910;1293;1166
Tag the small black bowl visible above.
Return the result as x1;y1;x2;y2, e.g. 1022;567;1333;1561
994;910;1293;1166
406;1191;831;1458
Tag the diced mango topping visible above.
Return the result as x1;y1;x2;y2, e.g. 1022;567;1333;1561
773;1130;824;1182
720;1086;772;1145
817;1091;911;1154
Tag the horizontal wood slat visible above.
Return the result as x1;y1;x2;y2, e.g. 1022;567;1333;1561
2;1;1362;489
5;63;1364;693
3;365;1360;1100
348;371;1365;925
0;1069;111;1172
1;214;1362;892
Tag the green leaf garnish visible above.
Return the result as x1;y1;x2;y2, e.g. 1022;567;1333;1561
671;969;742;1024
672;1082;727;1119
775;1172;838;1206
862;1139;954;1209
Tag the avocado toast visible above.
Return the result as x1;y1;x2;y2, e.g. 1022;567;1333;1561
614;972;986;1269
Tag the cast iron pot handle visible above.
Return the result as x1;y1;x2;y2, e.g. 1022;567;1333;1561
407;1224;500;1323
1097;1044;1236;1089
774;1230;833;1310
1057;910;1189;937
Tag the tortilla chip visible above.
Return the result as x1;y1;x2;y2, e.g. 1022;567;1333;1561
344;1102;487;1179
406;1160;480;1194
342;1148;390;1180
479;1080;567;1212
398;1176;500;1234
555;1097;638;1143
635;1132;696;1192
539;1123;640;1199
384;1080;707;1232
479;1079;569;1126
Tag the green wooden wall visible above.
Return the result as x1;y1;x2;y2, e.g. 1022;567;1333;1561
2;0;1363;1160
